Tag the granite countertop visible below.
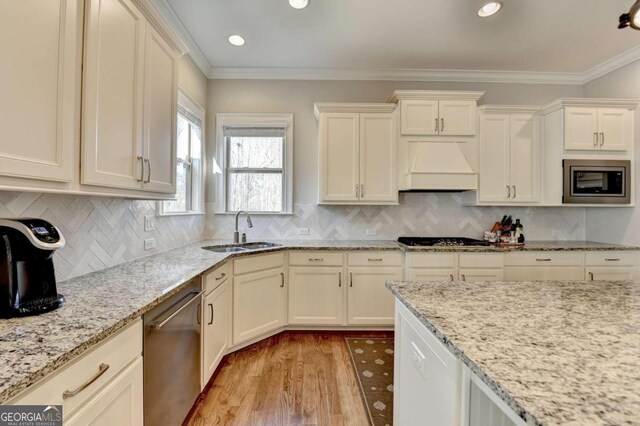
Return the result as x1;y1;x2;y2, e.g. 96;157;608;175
386;280;640;426
0;238;637;404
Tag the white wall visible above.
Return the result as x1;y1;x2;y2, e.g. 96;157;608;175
583;60;640;245
205;79;585;241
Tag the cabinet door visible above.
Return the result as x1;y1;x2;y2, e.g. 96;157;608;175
202;281;230;388
409;268;456;282
503;266;584;281
564;107;598;151
288;267;344;325
0;0;78;182
586;267;638;281
439;100;477;136
65;358;143;426
319;113;360;202
597;108;630;152
400;100;439;135
82;0;145;189
359;113;397;202
478;114;510;203
509;114;539;202
233;268;286;345
459;268;504;282
347;267;402;325
142;26;177;193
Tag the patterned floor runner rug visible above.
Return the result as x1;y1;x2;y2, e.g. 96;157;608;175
345;337;395;426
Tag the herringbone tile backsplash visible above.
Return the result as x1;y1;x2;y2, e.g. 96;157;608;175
0;192;205;281
206;192;585;242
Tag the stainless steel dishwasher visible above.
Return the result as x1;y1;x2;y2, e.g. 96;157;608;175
143;279;203;426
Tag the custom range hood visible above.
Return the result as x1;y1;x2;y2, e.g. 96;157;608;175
388;90;484;191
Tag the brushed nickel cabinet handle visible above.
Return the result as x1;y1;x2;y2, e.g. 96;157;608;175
536;258;552;262
350;272;353;287
435;118;439;132
215;272;226;281
506;185;511;198
588;272;594;281
368;258;383;262
605;258;621;262
143;159;151;183
461;274;466;281
600;132;604;147
593;132;598;146
137;156;144;182
449;274;454;281
63;364;110;399
441;118;444;132
355;184;359;198
360;184;364;197
308;258;324;262
208;303;214;325
512;185;516;199
280;272;285;288
338;272;342;287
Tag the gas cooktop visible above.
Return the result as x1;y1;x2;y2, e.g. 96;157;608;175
397;237;490;247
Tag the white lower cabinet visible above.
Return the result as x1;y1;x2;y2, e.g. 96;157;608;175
65;358;143;426
586;267;638;281
202;279;231;388
410;268;457;281
233;254;287;345
289;266;344;325
459;268;504;282
409;253;504;283
347;267;402;325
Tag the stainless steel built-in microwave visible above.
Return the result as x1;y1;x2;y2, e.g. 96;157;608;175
563;159;631;204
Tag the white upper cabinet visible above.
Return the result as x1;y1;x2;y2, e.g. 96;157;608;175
0;0;80;182
390;91;484;136
478;107;540;204
597;108;630;151
564;107;599;151
316;104;398;205
82;0;146;190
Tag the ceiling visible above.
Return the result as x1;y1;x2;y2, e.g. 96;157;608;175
163;0;640;80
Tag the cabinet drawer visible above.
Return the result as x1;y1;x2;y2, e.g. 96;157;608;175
348;251;402;266
289;251;344;266
204;261;231;294
459;253;503;268
12;319;142;416
585;251;639;267
408;253;456;268
504;251;583;266
503;266;584;281
234;252;285;275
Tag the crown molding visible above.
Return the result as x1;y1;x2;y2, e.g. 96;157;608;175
478;105;542;114
313;103;397;119
148;0;212;76
133;0;188;55
388;90;485;103
581;44;640;85
542;97;640;114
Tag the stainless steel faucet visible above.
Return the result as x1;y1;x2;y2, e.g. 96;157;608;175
233;211;253;243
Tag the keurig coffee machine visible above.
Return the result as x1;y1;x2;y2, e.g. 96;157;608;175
0;218;65;318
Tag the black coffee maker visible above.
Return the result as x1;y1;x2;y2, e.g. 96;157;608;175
0;218;65;318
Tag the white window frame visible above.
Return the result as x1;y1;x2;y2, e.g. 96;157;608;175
157;90;206;216
215;113;294;215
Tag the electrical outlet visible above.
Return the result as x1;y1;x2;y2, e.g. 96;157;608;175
366;229;377;236
144;215;155;232
298;228;310;236
144;238;156;250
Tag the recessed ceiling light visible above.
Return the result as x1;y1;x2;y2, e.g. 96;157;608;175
478;1;502;17
289;0;309;9
228;34;245;46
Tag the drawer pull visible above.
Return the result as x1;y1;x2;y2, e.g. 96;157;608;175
280;272;285;288
449;274;454;281
461;274;466;281
208;303;214;325
367;258;383;262
215;272;226;281
308;258;324;262
588;272;594;281
63;363;110;399
350;272;353;287
338;272;342;287
536;258;552;262
605;258;621;262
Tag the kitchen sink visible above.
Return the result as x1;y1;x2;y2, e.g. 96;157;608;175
202;242;281;253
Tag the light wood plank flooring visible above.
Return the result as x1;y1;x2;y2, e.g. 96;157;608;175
185;330;393;426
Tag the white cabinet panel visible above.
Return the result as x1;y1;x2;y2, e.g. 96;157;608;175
564;107;599;151
597;108;630;151
479;114;510;203
288;267;344;325
202;281;231;388
319;113;360;202
142;26;177;193
359;113;397;202
347;267;402;325
410;268;456;282
65;358;143;426
233;267;286;345
439;100;476;136
0;0;78;182
400;100;439;135
82;0;146;189
459;268;504;282
586;267;638;281
509;114;539;202
503;266;584;281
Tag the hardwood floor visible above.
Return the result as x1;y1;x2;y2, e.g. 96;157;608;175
185;330;394;426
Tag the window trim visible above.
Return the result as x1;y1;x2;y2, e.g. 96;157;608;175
215;113;294;215
157;90;206;217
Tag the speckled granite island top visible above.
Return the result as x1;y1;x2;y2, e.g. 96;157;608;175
0;239;636;404
386;280;640;426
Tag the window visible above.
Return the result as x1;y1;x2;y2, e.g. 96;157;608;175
159;92;204;215
216;114;293;214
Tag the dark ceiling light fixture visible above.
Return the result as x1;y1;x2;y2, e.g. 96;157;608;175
619;0;640;29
